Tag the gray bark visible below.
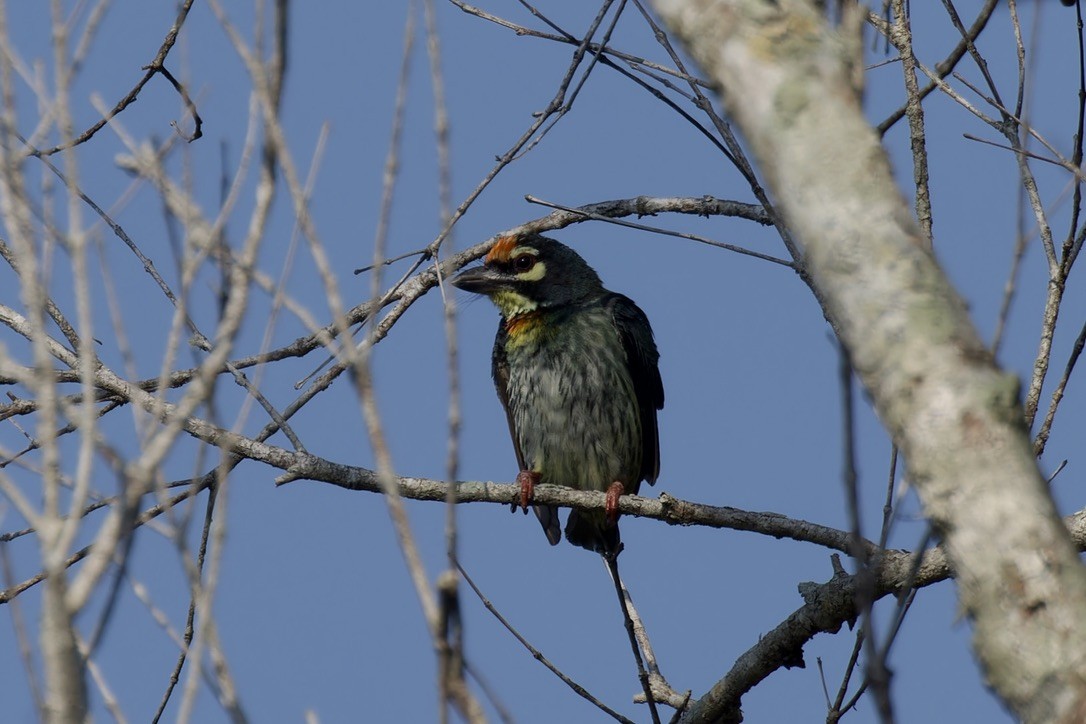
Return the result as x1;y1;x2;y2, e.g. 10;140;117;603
650;1;1086;722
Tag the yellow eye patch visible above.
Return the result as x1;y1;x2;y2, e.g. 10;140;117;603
514;259;546;281
485;237;546;281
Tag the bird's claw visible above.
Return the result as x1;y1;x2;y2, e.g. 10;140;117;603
605;481;624;526
514;470;540;514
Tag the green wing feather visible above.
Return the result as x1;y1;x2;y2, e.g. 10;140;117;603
606;293;664;485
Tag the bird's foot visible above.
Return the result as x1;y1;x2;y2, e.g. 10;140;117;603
514;470;540;514
605;481;625;526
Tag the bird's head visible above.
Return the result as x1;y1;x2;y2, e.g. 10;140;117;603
451;235;604;318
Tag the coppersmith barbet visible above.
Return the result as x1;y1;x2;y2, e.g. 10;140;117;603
452;235;663;554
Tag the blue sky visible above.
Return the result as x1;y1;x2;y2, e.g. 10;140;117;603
1;2;1083;722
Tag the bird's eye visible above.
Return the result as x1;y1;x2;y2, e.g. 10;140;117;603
513;254;536;273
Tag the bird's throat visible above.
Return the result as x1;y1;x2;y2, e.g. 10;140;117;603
491;290;538;318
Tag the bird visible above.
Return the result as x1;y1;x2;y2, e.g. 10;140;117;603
452;234;663;555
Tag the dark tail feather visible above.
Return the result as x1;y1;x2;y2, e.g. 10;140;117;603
564;510;620;554
534;504;561;545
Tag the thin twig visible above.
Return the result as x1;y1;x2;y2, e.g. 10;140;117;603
1033;316;1086;456
27;0;201;157
872;0;1000;134
525;195;790;267
151;481;219;723
458;561;635;724
889;0;933;247
605;553;661;723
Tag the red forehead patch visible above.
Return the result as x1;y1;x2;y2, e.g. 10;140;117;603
485;235;518;264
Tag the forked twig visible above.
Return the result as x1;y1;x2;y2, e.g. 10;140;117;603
605;552;661;723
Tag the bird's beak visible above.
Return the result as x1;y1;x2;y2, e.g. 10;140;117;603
450;265;505;295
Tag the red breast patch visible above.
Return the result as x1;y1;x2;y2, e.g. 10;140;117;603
505;310;542;337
